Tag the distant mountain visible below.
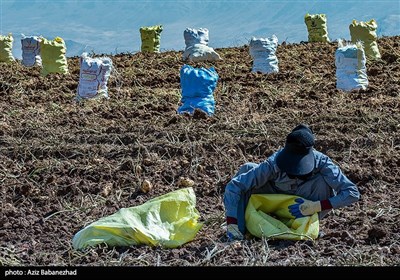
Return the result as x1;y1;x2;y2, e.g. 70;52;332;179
64;40;95;58
3;0;399;55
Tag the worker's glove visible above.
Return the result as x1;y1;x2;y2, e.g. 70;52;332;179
227;224;244;241
288;198;321;218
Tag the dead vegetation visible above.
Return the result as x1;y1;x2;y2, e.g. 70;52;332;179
0;36;399;266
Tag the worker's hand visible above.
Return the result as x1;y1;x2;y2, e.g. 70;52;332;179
288;198;321;218
227;224;244;241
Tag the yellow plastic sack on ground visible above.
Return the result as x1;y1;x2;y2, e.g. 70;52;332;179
72;187;203;250
40;36;69;76
245;194;319;240
349;19;381;60
140;25;163;53
0;33;15;63
304;13;330;42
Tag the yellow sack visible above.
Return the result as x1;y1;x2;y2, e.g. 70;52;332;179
72;187;203;250
304;13;330;42
40;36;69;76
140;25;163;53
349;19;381;60
245;194;319;240
0;33;15;63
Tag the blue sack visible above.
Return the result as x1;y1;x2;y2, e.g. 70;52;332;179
177;64;219;115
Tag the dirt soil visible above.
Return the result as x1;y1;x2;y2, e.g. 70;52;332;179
1;36;399;267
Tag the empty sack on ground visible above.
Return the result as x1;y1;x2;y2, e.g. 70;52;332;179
72;187;203;249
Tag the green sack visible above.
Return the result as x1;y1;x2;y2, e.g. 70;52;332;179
349;19;381;60
304;13;330;42
0;33;15;63
72;187;203;250
245;194;319;240
40;36;69;76
140;25;163;53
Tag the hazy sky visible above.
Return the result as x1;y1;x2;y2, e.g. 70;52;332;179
1;0;399;56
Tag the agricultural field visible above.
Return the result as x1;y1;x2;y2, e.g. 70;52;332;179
1;36;399;266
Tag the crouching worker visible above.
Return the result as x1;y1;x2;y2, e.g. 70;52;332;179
223;124;360;240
